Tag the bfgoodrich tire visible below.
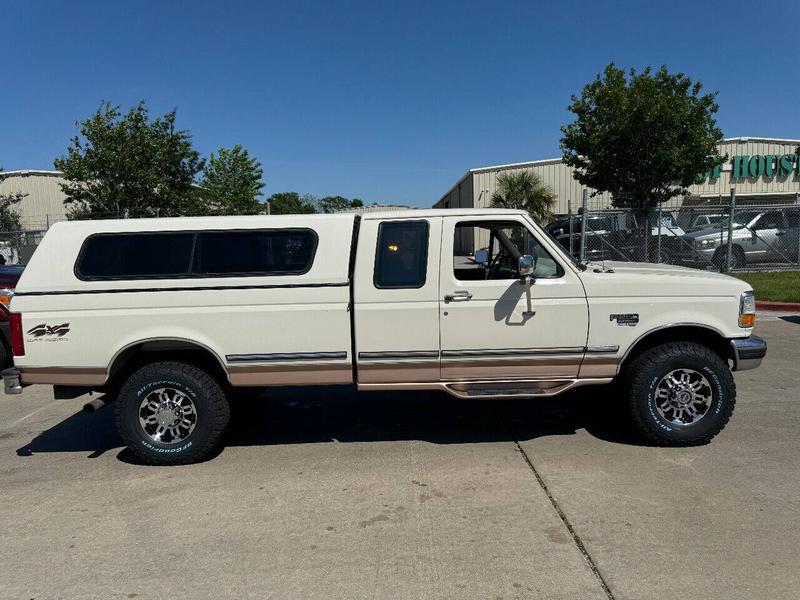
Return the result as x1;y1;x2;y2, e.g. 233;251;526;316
625;342;735;446
116;361;230;465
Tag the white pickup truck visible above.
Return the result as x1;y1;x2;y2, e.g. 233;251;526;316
2;209;766;464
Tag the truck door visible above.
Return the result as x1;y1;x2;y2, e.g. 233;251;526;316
352;216;442;384
439;215;588;380
749;210;785;262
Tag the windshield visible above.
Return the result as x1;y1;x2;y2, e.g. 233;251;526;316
710;211;759;229
730;211;760;227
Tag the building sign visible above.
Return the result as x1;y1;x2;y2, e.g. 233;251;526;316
700;154;799;181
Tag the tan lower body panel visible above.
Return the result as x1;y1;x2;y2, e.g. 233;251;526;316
18;355;620;390
20;363;353;388
579;355;621;378
227;362;353;386
20;367;107;386
357;360;439;383
442;356;583;379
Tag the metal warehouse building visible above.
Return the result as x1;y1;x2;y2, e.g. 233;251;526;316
0;170;68;230
435;137;800;214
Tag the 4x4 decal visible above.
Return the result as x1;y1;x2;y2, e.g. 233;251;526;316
27;323;71;338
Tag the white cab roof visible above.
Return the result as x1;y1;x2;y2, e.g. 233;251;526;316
359;208;528;220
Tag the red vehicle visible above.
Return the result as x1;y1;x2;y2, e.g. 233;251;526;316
0;265;25;367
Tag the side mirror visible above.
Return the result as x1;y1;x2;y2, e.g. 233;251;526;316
474;249;489;265
553;228;564;237
518;254;535;278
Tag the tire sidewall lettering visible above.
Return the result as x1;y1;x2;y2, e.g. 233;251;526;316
135;379;197;400
646;375;673;432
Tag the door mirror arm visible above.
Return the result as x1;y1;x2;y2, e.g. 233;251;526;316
517;254;537;317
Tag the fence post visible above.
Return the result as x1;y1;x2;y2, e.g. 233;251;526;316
725;187;736;272
567;198;574;257
580;189;588;263
656;204;662;263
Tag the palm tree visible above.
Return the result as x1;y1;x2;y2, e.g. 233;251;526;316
490;170;556;223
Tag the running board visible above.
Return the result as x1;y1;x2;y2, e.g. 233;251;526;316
357;378;613;399
446;380;579;399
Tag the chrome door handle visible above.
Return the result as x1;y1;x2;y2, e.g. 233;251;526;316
444;291;473;303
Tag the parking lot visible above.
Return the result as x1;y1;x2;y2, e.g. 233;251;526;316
0;314;797;599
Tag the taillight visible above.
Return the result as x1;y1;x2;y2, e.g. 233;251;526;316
9;313;24;356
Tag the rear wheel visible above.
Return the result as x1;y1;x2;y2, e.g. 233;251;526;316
625;342;735;446
116;361;230;465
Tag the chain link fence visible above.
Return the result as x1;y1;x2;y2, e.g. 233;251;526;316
0;230;47;266
548;193;800;273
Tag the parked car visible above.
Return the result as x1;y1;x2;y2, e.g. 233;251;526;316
546;214;625;261
0;265;25;368
3;210;765;464
686;213;726;232
546;212;686;262
676;209;800;268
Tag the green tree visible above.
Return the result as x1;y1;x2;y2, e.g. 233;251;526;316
490;171;556;223
560;64;724;208
267;192;317;214
0;170;24;231
319;195;364;213
54;101;205;219
200;145;265;215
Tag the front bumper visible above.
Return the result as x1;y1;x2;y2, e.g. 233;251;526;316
670;246;715;264
730;335;767;371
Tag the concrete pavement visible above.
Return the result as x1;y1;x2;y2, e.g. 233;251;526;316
0;314;798;599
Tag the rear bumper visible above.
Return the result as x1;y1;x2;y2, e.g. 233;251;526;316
2;367;22;394
730;335;767;371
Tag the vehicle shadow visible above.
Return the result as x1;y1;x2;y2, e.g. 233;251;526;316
16;384;648;463
16;404;120;459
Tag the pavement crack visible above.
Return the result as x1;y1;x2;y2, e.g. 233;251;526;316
514;440;616;600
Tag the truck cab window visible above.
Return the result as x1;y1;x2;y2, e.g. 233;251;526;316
374;221;429;288
453;221;562;281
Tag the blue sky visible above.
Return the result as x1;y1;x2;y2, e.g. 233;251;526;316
2;1;798;207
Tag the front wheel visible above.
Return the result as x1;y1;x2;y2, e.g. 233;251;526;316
712;246;745;271
116;361;230;465
625;342;736;446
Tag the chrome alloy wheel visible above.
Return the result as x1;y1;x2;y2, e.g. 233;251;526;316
654;368;713;425
138;387;198;444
